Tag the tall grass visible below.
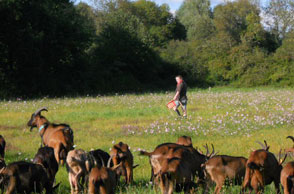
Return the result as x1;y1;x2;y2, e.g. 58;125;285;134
1;87;294;193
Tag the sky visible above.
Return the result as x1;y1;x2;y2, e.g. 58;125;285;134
77;0;270;14
149;0;270;14
152;0;226;13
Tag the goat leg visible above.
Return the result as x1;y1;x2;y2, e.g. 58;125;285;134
126;166;132;184
75;169;84;193
5;177;16;194
69;173;75;194
54;144;61;165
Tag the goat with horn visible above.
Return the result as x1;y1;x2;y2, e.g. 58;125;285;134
27;107;74;165
88;156;123;194
66;148;113;194
109;142;138;184
140;138;217;193
241;141;287;194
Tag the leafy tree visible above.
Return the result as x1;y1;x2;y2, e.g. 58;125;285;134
160;40;210;86
177;0;214;40
0;0;94;97
133;0;186;46
269;31;294;85
264;0;294;43
213;0;260;43
88;9;163;91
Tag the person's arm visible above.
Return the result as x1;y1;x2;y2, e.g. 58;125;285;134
173;91;180;100
173;83;183;100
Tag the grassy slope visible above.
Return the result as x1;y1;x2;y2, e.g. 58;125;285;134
1;87;294;193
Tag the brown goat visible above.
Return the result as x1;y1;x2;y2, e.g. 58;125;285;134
241;146;287;194
176;136;193;147
152;148;197;194
281;161;294;194
33;147;59;187
0;135;5;159
202;155;247;194
140;142;215;185
109;142;138;184
27;107;74;164
0;161;55;194
66;149;97;194
88;162;123;194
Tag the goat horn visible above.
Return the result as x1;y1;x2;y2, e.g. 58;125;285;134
211;144;215;154
0;167;5;174
281;153;288;165
111;162;122;171
34;107;48;115
255;141;266;150
203;144;209;157
107;155;114;168
264;140;269;150
278;149;282;161
208;144;215;158
98;154;105;167
277;149;288;165
287;136;294;143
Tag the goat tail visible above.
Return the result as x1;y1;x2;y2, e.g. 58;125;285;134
139;151;152;157
62;126;74;148
59;144;67;162
287;175;294;193
93;179;104;194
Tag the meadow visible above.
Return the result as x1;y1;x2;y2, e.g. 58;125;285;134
1;87;294;193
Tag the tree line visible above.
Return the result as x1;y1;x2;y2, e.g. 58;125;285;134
0;0;293;98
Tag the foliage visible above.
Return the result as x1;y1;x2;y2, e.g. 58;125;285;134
0;0;94;97
264;0;294;43
269;31;294;85
2;0;294;98
176;0;214;40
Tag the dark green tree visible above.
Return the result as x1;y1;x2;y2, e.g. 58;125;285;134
177;0;214;40
0;0;94;97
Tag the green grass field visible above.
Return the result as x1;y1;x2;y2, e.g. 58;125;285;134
1;87;294;193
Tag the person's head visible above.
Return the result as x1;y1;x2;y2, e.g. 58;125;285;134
175;75;183;83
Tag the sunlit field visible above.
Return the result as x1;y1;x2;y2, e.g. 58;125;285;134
1;87;294;193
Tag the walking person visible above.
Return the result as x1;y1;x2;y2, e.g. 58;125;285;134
173;75;187;117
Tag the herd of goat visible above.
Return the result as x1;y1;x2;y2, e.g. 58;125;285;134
1;107;294;194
